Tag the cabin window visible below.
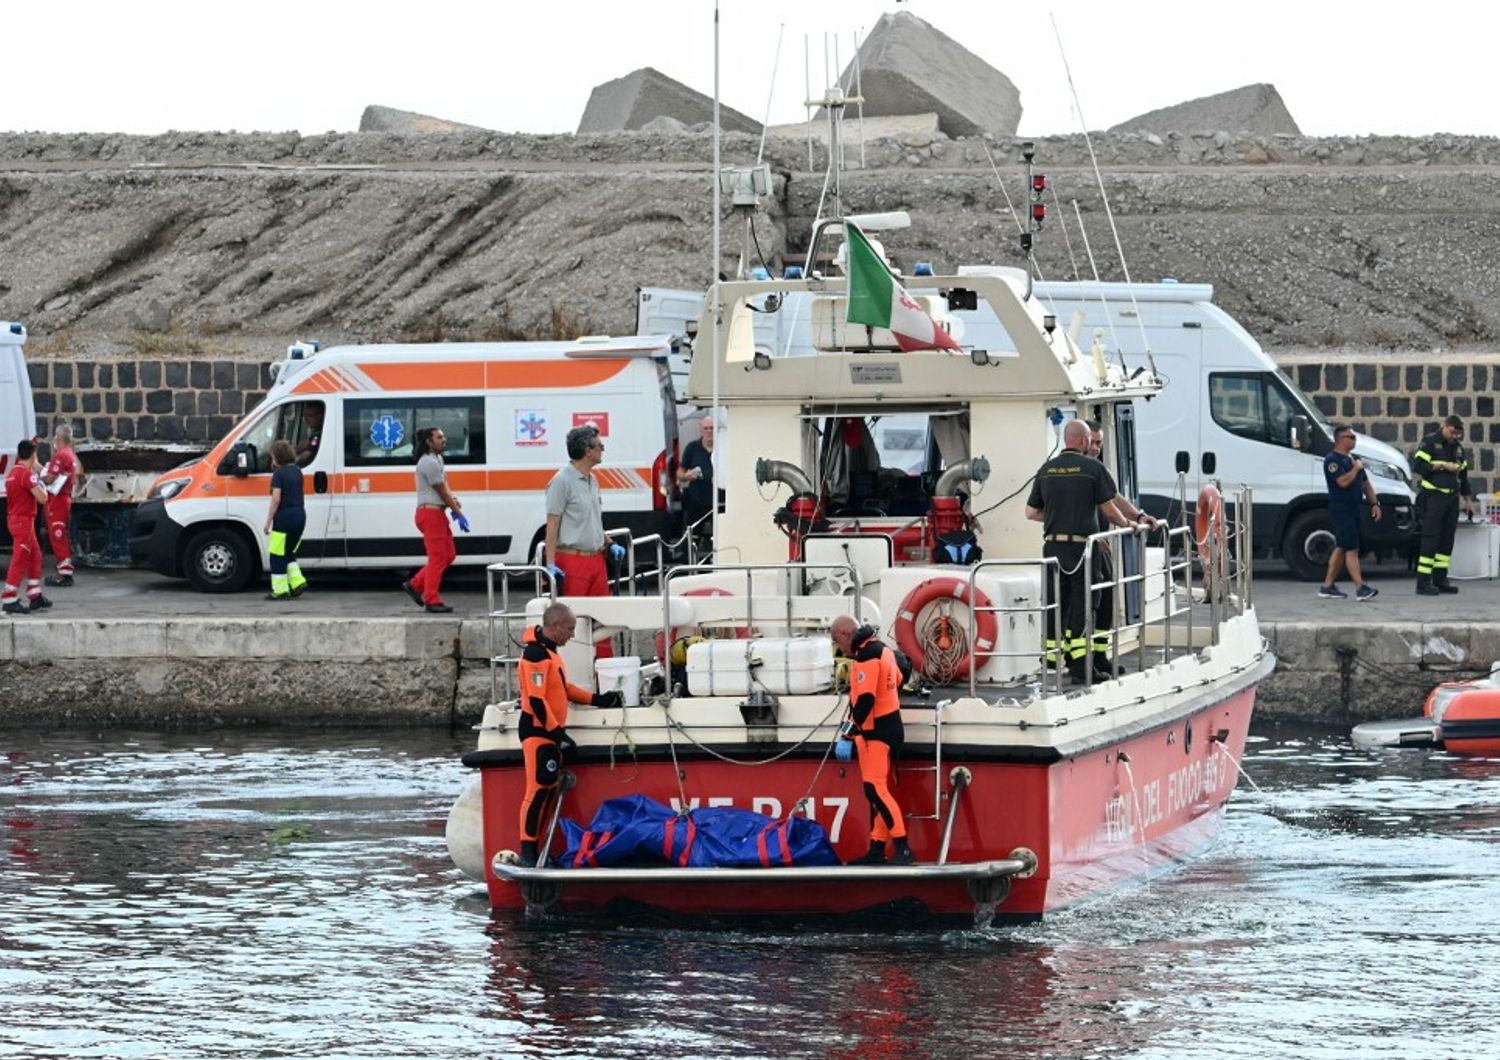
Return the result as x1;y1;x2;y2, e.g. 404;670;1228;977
344;397;485;466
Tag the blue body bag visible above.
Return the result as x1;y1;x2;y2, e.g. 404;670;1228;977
556;794;840;869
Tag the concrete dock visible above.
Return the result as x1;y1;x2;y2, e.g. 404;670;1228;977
0;562;1493;727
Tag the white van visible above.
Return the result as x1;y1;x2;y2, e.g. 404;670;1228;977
0;322;37;542
131;335;681;591
639;280;1417;579
1027;280;1416;579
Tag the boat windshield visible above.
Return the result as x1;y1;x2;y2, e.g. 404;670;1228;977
812;408;968;517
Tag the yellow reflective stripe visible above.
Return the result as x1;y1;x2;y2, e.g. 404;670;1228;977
1420;481;1453;493
269;530;289;556
1414;450;1432;461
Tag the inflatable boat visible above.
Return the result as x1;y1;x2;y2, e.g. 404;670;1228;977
1351;664;1500;754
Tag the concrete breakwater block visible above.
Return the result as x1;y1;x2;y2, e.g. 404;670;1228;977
577;67;760;135
359;104;488;134
1109;83;1301;137
824;11;1021;138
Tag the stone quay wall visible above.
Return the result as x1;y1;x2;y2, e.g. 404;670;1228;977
0;614;1487;728
26;356;269;445
24;351;1500;496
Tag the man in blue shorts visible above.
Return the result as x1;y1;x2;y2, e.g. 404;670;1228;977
1319;425;1382;600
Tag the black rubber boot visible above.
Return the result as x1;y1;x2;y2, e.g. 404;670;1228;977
1435;572;1460;595
889;838;916;865
518;841;539;868
1416;574;1440;596
849;841;887;865
1092;653;1120;678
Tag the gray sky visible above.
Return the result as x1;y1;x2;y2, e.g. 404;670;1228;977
7;1;1497;137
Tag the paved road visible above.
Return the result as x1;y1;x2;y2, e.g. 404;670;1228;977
13;557;1497;625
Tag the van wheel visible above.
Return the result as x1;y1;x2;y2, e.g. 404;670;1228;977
184;527;256;593
1282;510;1336;581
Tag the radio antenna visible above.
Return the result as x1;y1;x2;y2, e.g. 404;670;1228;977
1051;13;1158;381
755;22;785;166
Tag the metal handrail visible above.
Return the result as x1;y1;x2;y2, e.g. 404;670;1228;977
485;561;562;705
1081;523;1196;684
961;557;1064;699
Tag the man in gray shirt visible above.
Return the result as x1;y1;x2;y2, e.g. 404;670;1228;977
403;426;463;613
544;424;625;657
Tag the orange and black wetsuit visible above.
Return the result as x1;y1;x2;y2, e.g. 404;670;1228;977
848;628;906;843
517;625;599;844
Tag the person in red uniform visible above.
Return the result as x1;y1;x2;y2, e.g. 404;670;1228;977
515;602;624;866
42;424;79;587
3;438;52;615
831;614;914;865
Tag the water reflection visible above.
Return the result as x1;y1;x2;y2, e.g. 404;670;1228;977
3;723;1500;1057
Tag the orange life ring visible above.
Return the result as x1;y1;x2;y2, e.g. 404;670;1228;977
1195;484;1224;565
893;577;999;681
656;587;750;663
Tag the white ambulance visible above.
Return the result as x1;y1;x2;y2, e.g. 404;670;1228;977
130;335;681;591
0;322;36;543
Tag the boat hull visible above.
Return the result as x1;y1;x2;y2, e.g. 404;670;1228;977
467;682;1258;922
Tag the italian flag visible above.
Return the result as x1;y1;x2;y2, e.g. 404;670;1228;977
844;222;960;352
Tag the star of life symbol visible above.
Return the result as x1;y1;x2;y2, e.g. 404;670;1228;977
519;414;546;440
370;414;404;451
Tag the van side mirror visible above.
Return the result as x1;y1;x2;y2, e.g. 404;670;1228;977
1175;451;1190;475
1290;414;1311;450
223;442;255;478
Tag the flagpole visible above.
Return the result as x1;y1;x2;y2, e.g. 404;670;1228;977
710;0;721;557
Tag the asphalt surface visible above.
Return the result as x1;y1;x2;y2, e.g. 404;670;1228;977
11;556;1496;625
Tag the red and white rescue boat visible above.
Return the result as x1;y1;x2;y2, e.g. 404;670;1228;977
446;128;1274;925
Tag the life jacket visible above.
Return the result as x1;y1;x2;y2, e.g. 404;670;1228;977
848;627;902;726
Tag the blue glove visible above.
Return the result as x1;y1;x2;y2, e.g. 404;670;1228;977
834;738;854;762
609;542;626;563
450;510;471;533
547;564;565;591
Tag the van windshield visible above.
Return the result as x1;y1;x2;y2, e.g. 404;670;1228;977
1271;368;1332;435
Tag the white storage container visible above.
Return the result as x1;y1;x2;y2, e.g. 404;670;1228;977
686;637;834;696
1451;521;1500;580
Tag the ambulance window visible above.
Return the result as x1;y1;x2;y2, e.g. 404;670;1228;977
228;400;323;475
344;397;485;466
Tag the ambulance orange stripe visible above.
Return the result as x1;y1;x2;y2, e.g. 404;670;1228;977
212;467;652;499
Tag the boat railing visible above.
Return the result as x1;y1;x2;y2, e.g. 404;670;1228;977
485;562;563;706
1081;524;1194;686
962;557;1066;699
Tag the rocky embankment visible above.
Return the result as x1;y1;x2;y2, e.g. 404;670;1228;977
2;129;1499;356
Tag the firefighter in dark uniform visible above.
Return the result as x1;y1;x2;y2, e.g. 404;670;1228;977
1025;419;1140;683
516;602;623;866
830;614;914;866
1413;414;1476;595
